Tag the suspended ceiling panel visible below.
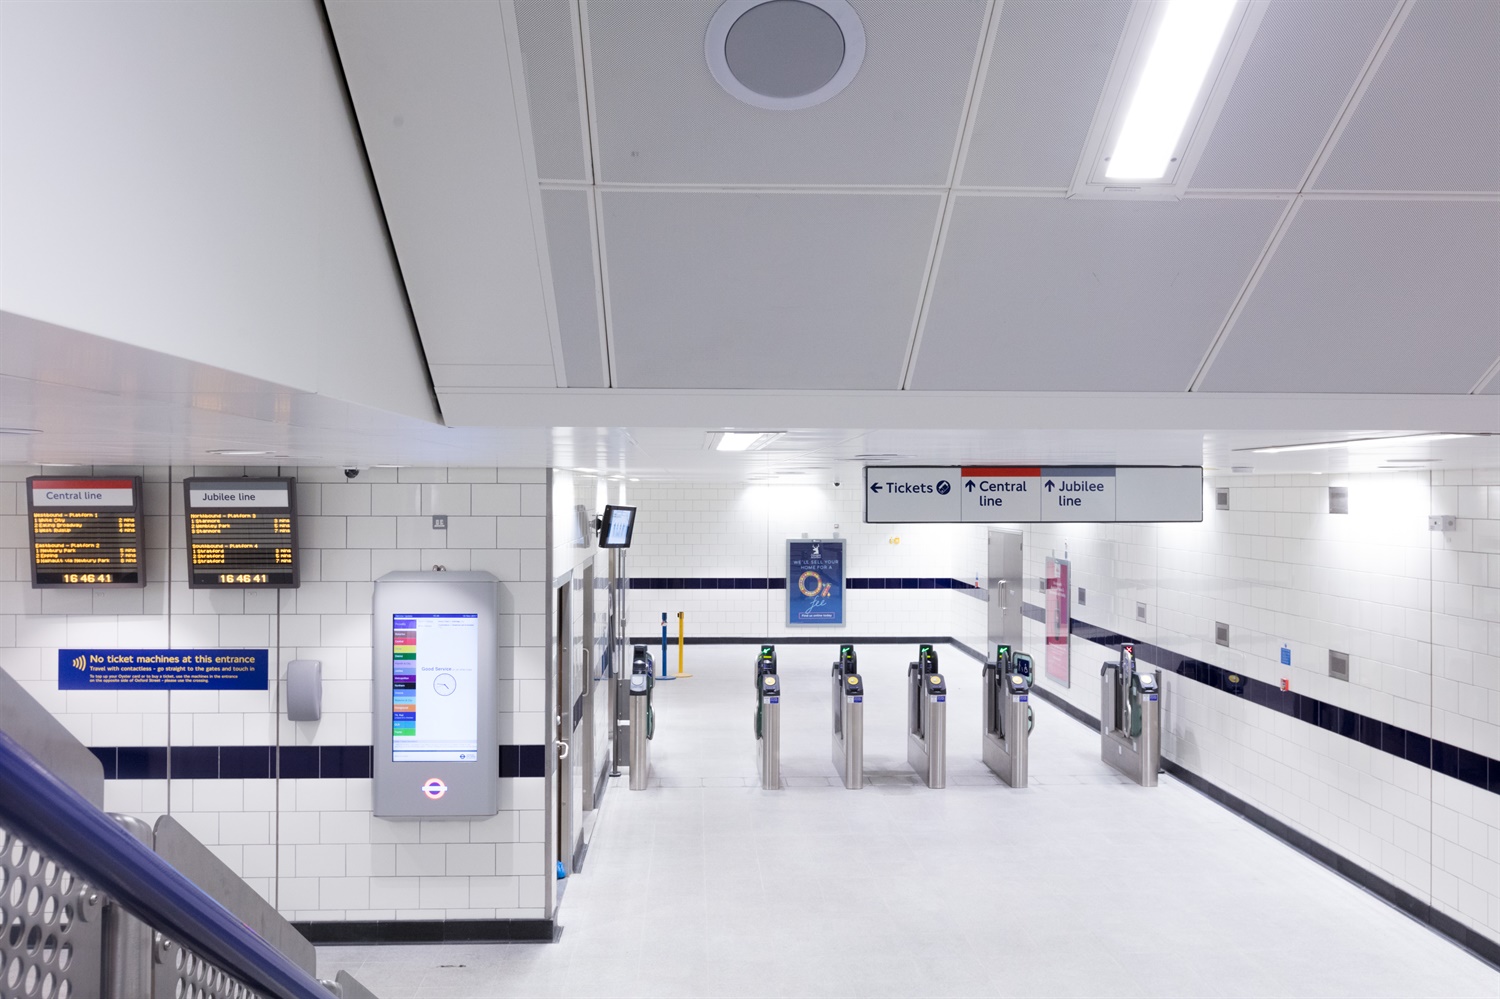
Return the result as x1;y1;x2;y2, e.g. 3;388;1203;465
514;0;590;182
912;196;1285;391
1313;0;1500;192
1189;0;1398;192
584;0;986;185
959;0;1130;189
540;189;607;388
1199;200;1500;393
325;0;559;388
601;191;941;389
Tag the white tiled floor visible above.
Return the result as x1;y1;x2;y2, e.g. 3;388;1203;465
321;645;1500;997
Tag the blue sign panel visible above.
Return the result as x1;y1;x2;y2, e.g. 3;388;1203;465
787;539;844;626
58;649;269;690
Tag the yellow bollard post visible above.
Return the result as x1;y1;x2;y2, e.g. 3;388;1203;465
676;610;692;678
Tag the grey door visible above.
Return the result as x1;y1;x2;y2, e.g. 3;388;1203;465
988;530;1023;657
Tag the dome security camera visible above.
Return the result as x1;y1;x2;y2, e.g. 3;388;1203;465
344;468;360;479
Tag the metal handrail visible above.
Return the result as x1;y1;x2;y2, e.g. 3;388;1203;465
0;728;330;999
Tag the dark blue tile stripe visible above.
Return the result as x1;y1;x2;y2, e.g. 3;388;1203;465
87;745;546;780
1024;602;1499;797
630;576;986;595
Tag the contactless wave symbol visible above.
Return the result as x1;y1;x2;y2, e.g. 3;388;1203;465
422;778;448;800
936;480;951;495
72;655;87;671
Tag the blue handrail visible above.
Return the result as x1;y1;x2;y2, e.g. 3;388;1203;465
0;728;330;999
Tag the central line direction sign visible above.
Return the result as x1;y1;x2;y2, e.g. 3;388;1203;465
865;466;1202;524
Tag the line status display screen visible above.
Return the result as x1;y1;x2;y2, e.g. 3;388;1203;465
27;477;145;587
392;613;480;763
183;478;299;588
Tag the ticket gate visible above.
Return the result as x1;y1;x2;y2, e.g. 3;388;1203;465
982;645;1033;787
830;644;864;789
906;644;947;788
1100;644;1161;786
628;645;655;790
753;645;781;790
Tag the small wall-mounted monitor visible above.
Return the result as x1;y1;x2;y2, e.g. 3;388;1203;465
598;505;637;548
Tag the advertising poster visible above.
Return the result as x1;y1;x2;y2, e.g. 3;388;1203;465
1044;557;1071;687
787;539;844;626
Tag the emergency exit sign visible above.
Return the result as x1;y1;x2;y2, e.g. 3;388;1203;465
864;466;1202;524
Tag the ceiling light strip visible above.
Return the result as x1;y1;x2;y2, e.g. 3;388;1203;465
1246;433;1476;455
1104;0;1239;181
1469;350;1500;395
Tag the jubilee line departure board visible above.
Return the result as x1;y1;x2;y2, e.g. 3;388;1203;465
27;476;146;587
183;477;300;588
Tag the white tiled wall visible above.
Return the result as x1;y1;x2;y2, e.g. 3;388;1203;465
1023;469;1500;945
624;481;989;655
0;465;551;922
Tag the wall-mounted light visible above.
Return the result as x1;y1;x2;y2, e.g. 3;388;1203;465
1069;0;1264;199
709;431;785;451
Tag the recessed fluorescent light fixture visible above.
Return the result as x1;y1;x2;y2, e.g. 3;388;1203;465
0;427;42;435
208;449;273;456
710;431;784;452
1069;0;1262;198
1246;433;1476;455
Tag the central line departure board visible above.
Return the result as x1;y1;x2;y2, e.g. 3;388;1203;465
27;476;145;587
183;477;300;588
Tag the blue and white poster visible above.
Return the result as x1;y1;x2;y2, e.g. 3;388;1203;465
787;539;844;626
58;649;269;690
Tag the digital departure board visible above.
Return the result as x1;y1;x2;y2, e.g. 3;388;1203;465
27;476;145;587
183;477;299;589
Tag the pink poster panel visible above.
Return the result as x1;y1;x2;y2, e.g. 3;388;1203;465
1045;557;1071;687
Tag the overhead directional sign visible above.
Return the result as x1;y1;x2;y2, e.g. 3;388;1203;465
866;466;1202;524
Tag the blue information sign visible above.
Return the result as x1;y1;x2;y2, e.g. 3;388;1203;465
58;649;269;690
787;539;844;626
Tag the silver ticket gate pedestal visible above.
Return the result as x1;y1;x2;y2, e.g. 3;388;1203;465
982;646;1034;787
1100;643;1161;786
831;645;864;789
754;646;781;790
906;644;947;788
628;649;654;790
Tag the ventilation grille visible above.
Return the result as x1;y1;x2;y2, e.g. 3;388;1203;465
1329;650;1350;681
1215;622;1229;647
1136;602;1147;623
1329;486;1349;514
1215;488;1230;511
1077;586;1087;606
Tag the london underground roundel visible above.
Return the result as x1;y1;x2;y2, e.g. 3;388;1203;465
422;777;448;800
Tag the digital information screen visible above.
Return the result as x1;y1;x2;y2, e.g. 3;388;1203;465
183;477;299;588
599;505;636;548
27;477;145;588
391;613;480;763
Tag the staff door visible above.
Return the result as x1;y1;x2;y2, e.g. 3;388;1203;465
988;530;1023;655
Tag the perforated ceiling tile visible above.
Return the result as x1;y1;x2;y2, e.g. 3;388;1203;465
540;189;606;387
602;191;940;389
584;0;985;185
1314;0;1500;192
960;0;1130;189
1199;200;1500;393
911;196;1285;391
1190;0;1397;192
515;0;589;181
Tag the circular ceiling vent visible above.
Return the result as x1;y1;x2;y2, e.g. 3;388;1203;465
705;0;865;111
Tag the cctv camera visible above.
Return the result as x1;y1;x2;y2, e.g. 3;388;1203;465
833;480;841;488
344;468;360;479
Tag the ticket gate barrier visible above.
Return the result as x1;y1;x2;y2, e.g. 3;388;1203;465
830;644;864;789
1100;644;1161;786
628;645;655;790
754;646;781;790
982;645;1034;787
906;644;947;788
